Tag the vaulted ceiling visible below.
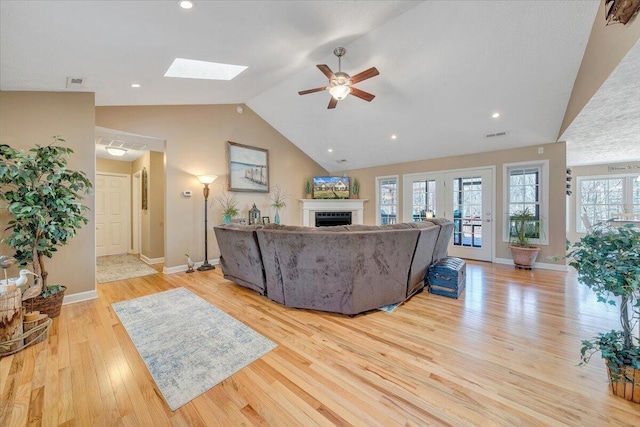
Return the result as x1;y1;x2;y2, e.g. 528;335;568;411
1;1;637;171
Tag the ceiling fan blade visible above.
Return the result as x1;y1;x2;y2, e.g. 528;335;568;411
328;97;338;109
317;64;335;80
350;67;379;84
298;87;328;95
350;87;375;102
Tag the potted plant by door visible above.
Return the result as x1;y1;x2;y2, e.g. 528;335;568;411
508;208;541;269
0;137;93;318
568;223;640;402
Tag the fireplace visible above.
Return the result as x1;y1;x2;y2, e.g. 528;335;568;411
315;211;352;227
299;199;367;226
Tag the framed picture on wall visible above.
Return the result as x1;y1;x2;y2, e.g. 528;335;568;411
227;141;269;192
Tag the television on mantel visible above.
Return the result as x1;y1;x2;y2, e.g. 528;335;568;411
312;176;350;199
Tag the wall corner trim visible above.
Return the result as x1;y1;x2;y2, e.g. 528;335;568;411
163;259;220;274
141;255;165;265
493;257;568;272
63;289;98;305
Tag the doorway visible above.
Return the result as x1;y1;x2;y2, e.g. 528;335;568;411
95;173;131;256
403;167;494;261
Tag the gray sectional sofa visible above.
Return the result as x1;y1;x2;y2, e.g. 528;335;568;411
213;219;453;315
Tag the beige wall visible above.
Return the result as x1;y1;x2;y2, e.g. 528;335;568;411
131;151;165;260
559;0;640;136
96;104;327;268
567;160;640;243
0;91;96;296
338;142;567;265
96;157;133;175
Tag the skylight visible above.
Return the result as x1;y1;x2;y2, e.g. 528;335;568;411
164;58;247;81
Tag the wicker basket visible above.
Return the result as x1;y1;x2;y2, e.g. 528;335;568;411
23;286;66;318
0;317;51;357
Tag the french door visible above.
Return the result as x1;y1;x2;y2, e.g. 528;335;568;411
403;168;494;261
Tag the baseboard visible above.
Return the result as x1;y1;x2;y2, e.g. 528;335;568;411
493;257;568;272
140;255;165;265
63;289;98;305
163;258;220;274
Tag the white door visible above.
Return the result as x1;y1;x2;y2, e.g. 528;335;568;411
96;174;130;256
403;168;493;261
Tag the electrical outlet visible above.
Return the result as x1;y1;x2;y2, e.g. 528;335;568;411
538;147;544;154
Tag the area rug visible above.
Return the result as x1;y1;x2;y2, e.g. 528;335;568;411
96;254;158;283
112;287;277;411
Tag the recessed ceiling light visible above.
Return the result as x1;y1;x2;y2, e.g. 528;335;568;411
492;112;500;118
391;134;397;140
130;83;141;88
328;148;333;153
179;0;195;9
164;58;248;81
106;147;127;157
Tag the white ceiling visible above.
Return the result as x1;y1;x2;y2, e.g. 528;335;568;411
1;1;634;171
95;127;164;162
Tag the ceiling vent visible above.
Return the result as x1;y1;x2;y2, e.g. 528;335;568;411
66;77;86;89
485;131;508;138
336;159;348;163
95;137;147;151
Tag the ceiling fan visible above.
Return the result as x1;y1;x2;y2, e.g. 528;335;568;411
298;47;379;109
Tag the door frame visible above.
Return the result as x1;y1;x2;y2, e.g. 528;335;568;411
403;165;496;262
96;172;132;256
132;170;142;254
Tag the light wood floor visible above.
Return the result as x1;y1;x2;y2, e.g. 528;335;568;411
1;262;638;426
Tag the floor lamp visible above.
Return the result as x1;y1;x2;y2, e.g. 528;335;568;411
197;175;217;271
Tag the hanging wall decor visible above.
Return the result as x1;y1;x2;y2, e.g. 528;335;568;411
142;167;148;210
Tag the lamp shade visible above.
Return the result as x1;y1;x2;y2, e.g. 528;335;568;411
197;175;217;185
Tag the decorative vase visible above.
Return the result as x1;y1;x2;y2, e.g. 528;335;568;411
223;214;231;224
274;209;280;224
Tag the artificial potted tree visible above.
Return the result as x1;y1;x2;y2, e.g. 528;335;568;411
0;137;93;318
569;223;640;402
508;208;541;269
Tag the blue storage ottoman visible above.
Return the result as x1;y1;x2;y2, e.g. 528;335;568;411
427;257;466;298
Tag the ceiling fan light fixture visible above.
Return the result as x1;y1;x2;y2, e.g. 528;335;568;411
106;147;127;157
329;84;351;100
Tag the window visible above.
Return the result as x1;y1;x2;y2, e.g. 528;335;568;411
577;175;639;232
503;161;549;244
376;175;398;225
411;179;436;221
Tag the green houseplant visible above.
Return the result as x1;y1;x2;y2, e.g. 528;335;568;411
508;207;541;268
568;223;640;402
351;178;360;199
304;179;312;199
213;189;238;224
268;185;288;224
0;137;93;317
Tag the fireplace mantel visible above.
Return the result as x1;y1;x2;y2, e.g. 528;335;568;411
299;199;367;226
